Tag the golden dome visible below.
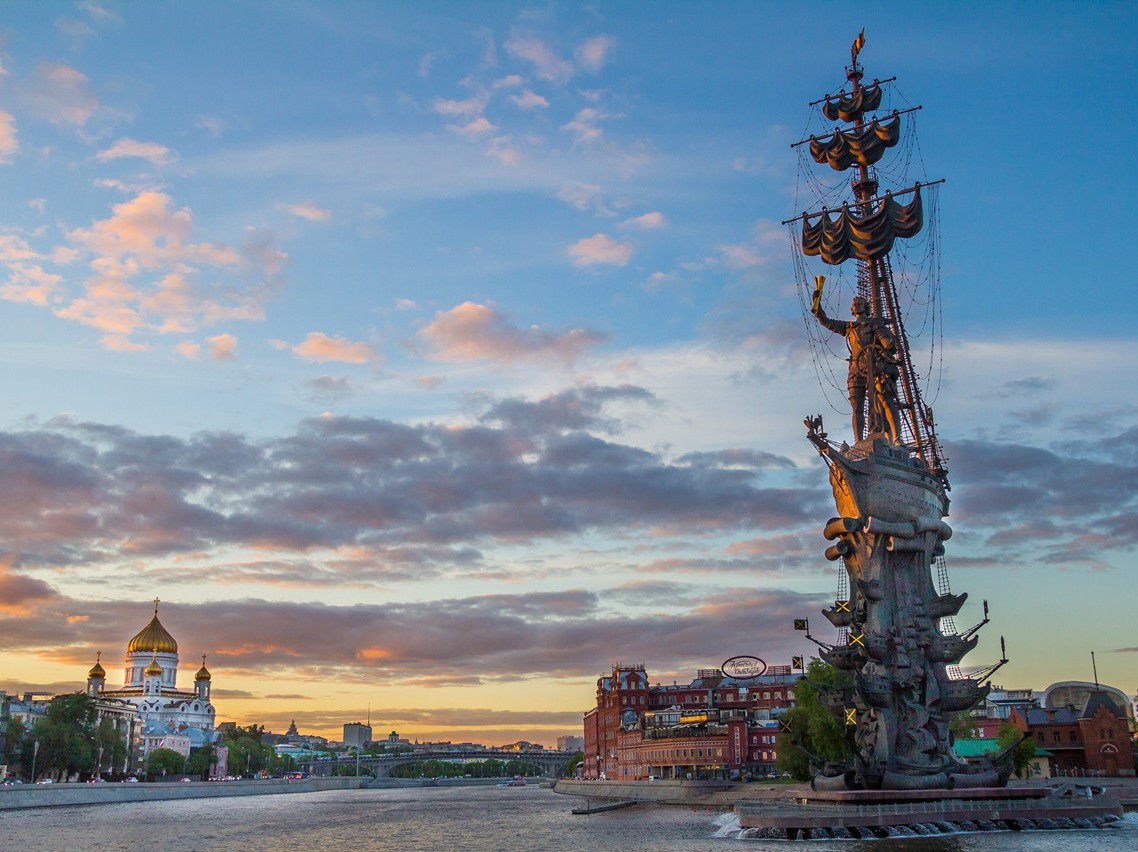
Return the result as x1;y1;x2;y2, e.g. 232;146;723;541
127;599;178;654
144;653;164;677
88;652;105;680
195;654;211;682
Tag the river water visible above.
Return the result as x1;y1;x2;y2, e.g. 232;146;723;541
2;785;1135;851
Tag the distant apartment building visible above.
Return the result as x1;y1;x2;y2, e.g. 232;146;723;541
582;662;796;781
557;735;584;753
343;722;372;748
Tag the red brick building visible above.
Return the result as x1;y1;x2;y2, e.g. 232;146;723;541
1009;691;1135;778
582;662;796;781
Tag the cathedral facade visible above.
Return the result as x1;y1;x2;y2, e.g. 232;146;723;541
86;600;219;766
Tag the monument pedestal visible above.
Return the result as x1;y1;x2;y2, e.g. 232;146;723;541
736;784;1122;840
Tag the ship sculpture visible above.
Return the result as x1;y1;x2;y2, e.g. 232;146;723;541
787;33;1011;791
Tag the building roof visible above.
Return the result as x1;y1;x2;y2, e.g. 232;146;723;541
953;738;1000;758
128;600;178;654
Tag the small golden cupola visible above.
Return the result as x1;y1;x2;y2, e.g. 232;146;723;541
194;654;212;700
128;599;178;654
145;651;164;677
87;651;106;680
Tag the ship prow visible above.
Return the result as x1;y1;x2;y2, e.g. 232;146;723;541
808;427;949;524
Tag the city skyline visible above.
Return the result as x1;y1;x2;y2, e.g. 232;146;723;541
1;2;1135;744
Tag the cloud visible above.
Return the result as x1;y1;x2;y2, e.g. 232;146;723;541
0;404;822;578
175;341;201;359
283;203;331;221
418;302;605;364
0;111;17;163
433;92;489;119
100;334;150;352
8;190;286;345
562;108;604;144
510;90;548;110
0;584;824;687
621;212;665;230
505;36;574;84
449;117;496;137
567;233;632;267
94;138;176;165
208;333;238;361
291;332;375;364
20;62;99;128
575;36;616;73
556;184;610;215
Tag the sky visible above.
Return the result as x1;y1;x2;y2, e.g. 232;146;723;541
1;1;1135;747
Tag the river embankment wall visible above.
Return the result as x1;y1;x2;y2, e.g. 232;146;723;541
0;776;363;811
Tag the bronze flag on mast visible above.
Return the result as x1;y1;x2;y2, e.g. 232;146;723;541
851;29;865;64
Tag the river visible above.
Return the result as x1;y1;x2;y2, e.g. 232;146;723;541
2;784;1135;850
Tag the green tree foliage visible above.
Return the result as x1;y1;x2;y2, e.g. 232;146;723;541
776;659;855;782
997;722;1036;779
565;751;585;777
186;744;214;779
3;719;26;772
221;724;276;777
145;747;186;778
93;717;128;778
25;693;99;781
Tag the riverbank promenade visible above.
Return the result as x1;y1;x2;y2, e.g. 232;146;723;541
0;776;362;811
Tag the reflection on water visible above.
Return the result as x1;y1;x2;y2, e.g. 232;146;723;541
3;785;1136;851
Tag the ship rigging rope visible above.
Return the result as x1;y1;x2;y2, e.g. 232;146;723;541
790;82;945;417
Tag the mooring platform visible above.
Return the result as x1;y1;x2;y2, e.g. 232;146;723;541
735;785;1123;840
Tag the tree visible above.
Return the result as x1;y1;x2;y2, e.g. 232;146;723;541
997;722;1035;780
187;744;214;780
776;659;855;782
93;716;128;778
26;693;98;781
145;747;186;779
3;719;26;774
566;751;585;777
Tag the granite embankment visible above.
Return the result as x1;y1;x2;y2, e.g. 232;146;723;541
554;777;1138;809
0;776;363;810
553;778;802;806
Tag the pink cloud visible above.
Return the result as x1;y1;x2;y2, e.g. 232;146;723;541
418;301;604;364
283;202;331;221
208;333;238;361
562;108;603;143
95;138;175;165
0;111;17;162
567;233;632;267
292;332;375;364
510;90;548;110
621;212;665;230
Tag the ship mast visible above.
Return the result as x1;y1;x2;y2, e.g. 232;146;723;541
793;38;948;483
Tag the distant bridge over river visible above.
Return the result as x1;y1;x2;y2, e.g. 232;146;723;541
304;748;575;779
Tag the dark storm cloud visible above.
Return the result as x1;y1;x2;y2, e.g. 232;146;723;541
0;393;820;573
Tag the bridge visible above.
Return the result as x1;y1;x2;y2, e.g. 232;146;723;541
303;748;575;779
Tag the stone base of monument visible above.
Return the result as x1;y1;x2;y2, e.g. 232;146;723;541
735;784;1123;840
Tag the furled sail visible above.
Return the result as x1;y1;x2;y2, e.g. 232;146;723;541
821;83;882;123
801;187;923;265
809;114;900;171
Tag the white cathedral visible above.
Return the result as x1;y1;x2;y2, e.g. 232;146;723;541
85;599;219;761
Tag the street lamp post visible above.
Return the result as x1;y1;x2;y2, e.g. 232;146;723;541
31;740;40;783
